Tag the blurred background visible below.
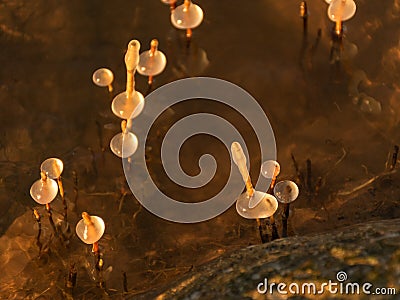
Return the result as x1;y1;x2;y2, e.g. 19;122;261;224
0;0;399;298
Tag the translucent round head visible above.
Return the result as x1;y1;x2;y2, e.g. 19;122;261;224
327;0;356;22
273;180;299;204
111;91;145;119
30;174;58;205
236;191;278;219
110;131;139;158
261;160;280;179
325;0;332;4
40;158;64;179
92;68;114;87
137;40;167;77
171;1;204;29
125;40;141;71
76;212;105;244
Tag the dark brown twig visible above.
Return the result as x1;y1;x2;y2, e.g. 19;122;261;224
281;204;290;238
46;203;58;237
291;153;305;186
66;263;77;290
390;145;399;170
123;271;128;293
33;209;42;254
269;215;279;241
57;177;68;221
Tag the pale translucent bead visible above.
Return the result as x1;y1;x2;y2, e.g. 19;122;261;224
30;178;58;205
75;216;105;244
40;158;63;179
171;1;203;29
236;191;278;219
260;160;280;179
111;91;144;119
327;0;356;22
138;50;167;77
110;132;138;158
273;180;299;204
92;68;114;87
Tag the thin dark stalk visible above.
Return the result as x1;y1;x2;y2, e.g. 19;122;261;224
46;203;58;237
123;272;128;293
291;153;305;186
256;218;269;243
390;145;399;170
58;177;67;221
33;209;42;254
93;242;105;289
281;203;290;238
66;263;77;290
269;215;279;241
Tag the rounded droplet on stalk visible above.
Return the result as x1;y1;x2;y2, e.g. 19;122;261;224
92;68;114;87
138;39;167;77
110;125;139;158
236;191;278;219
75;212;105;244
40;158;64;179
273;180;299;204
261;160;280;179
111;91;145;119
30;172;59;205
171;0;204;30
327;0;356;22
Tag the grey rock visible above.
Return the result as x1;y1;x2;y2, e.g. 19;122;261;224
139;219;400;300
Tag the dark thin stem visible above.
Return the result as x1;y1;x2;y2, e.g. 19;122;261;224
46;203;58;237
93;242;105;289
58;177;68;221
89;147;98;176
66;263;77;290
281;203;290;238
123;272;128;293
186;28;192;48
269;215;279;241
291;153;305;186
390;145;399;170
33;209;42;254
256;218;269;244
